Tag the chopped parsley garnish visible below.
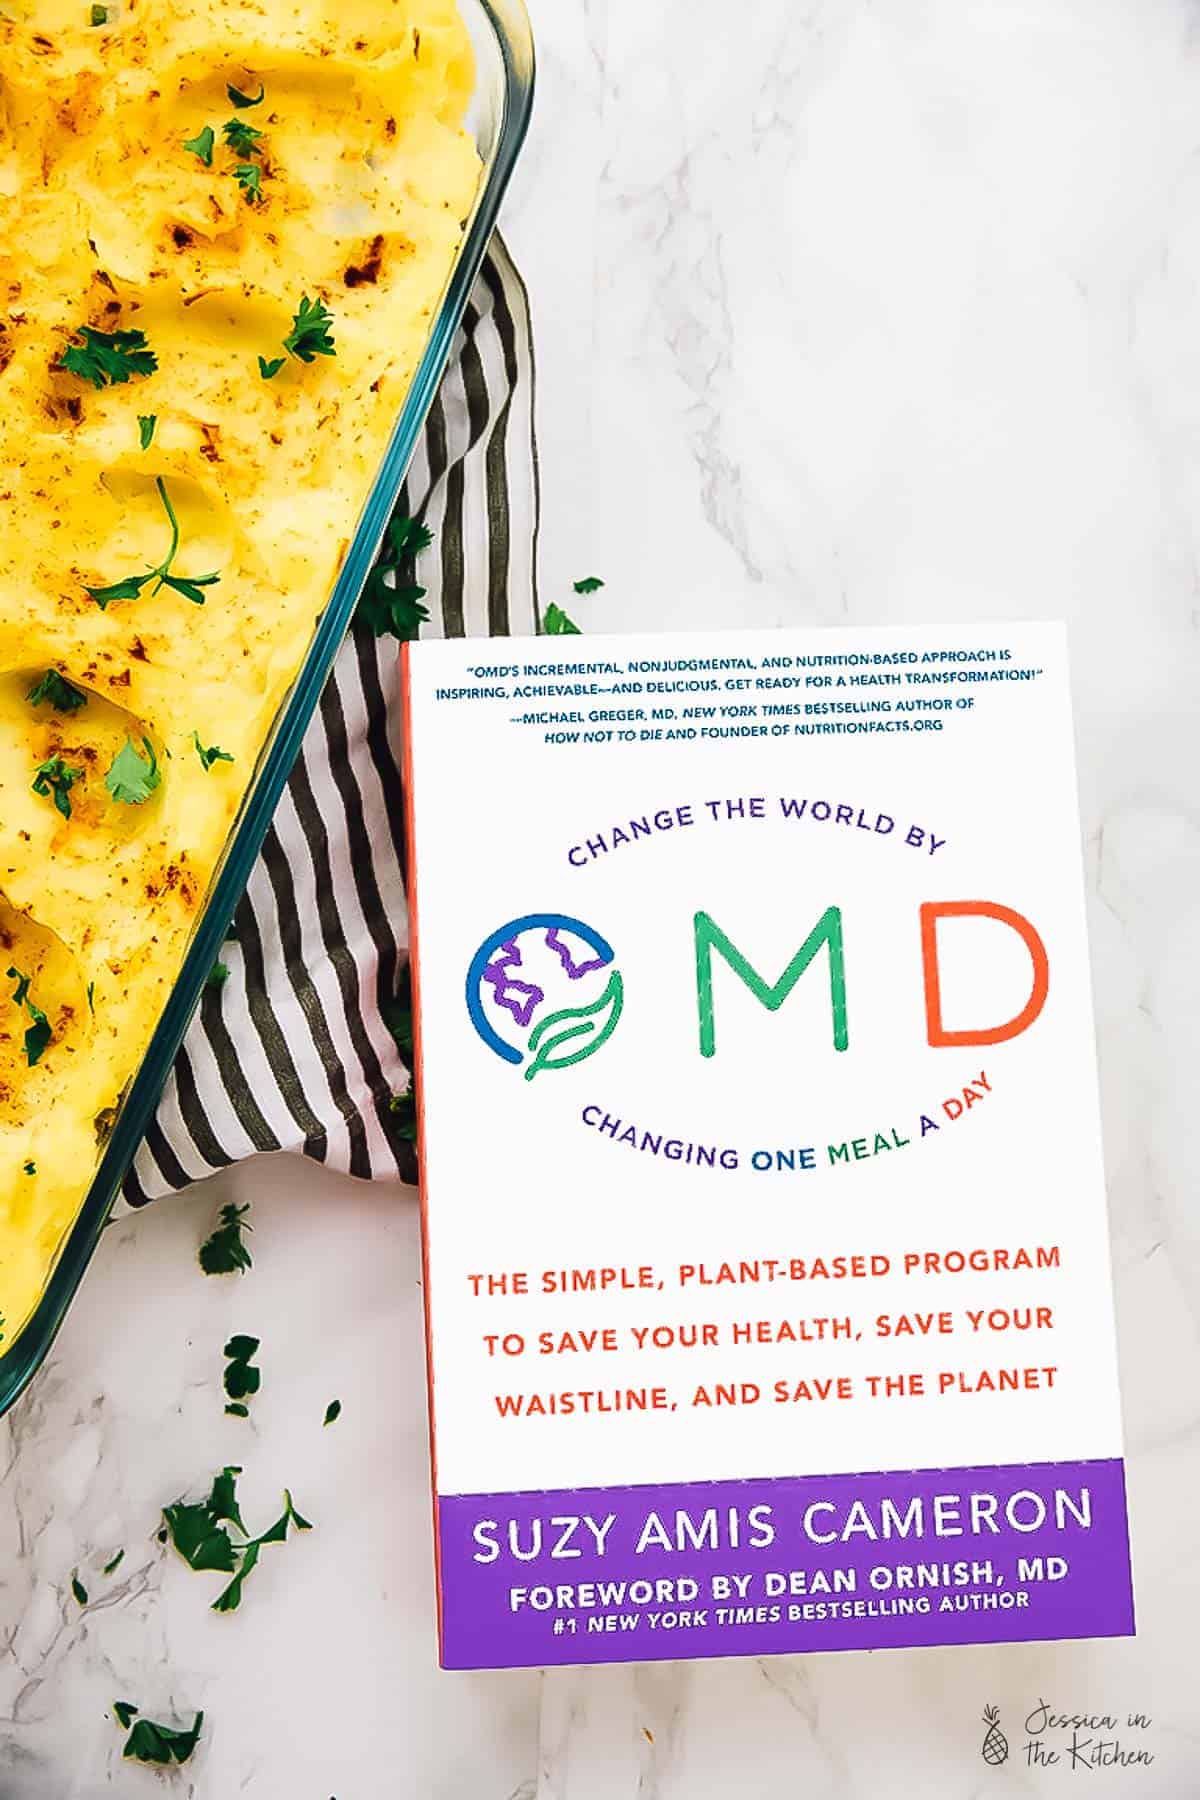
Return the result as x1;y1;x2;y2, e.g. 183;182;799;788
381;974;412;1058
358;515;432;640
199;1200;252;1274
227;82;264;108
207;961;230;989
32;755;83;820
388;1080;417;1140
138;413;156;448
117;1707;204;1766
105;736;160;805
258;355;284;380
573;576;605;594
28;669;87;713
7;967;51;1066
191;730;233;771
161;1465;311;1612
23;1160;35;1176
183;124;215;166
26;1014;51;1065
233;162;263;203
283;294;335;362
542;602;580;636
86;980;95;1014
89;5;107;24
223;1334;260;1415
71;1572;88;1605
103;1549;124;1575
222;117;263;157
383;965;417;1136
323;1399;341;1427
61;325;157;390
85;475;219;608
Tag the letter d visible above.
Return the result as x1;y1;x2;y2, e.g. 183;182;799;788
920;901;1049;1047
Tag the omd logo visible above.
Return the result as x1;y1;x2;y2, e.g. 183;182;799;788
464;898;1051;1081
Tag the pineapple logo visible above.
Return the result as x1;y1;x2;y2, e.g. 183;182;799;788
980;1704;1009;1766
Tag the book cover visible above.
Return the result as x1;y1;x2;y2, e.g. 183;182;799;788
401;621;1132;1671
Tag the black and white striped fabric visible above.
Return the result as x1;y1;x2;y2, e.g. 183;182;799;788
121;235;538;1207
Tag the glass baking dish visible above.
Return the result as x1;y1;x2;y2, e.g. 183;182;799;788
0;0;534;1418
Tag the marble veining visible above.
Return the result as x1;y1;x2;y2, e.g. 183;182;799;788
4;0;1200;1792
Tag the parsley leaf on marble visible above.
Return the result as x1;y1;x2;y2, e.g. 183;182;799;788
198;1200;252;1274
542;602;580;636
61;325;157;389
184;124;215;166
227;82;265;108
105;736;160;805
163;1465;311;1612
103;1549;125;1575
162;1467;243;1573
138;414;157;449
572;576;604;594
71;1572;88;1605
212;1490;311;1614
223;1334;261;1414
323;1399;341;1426
32;755;83;820
85;476;220;609
206;961;230;990
283;294;336;363
358;515;431;640
207;1463;247;1530
113;1701;138;1731
28;669;87;712
122;1711;204;1765
191;730;233;771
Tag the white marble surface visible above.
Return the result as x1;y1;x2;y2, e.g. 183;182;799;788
6;0;1200;1792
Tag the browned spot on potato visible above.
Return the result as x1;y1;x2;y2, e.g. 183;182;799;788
344;234;385;288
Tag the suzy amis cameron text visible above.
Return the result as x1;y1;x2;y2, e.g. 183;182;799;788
469;1482;1098;1566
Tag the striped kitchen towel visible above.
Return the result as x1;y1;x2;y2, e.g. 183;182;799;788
121;235;539;1207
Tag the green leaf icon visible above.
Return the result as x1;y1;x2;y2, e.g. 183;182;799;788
524;969;624;1081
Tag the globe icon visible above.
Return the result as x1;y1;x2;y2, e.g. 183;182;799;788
464;913;623;1080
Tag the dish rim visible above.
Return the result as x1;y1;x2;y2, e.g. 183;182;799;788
0;0;535;1417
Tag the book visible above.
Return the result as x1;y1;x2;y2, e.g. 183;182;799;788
401;621;1132;1671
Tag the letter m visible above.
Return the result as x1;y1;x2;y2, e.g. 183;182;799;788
694;909;848;1058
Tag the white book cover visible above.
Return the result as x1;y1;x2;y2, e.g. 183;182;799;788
401;622;1132;1671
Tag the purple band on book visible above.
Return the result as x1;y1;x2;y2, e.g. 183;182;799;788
437;1459;1133;1669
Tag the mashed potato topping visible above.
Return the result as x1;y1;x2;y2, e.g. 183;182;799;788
0;0;479;1350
